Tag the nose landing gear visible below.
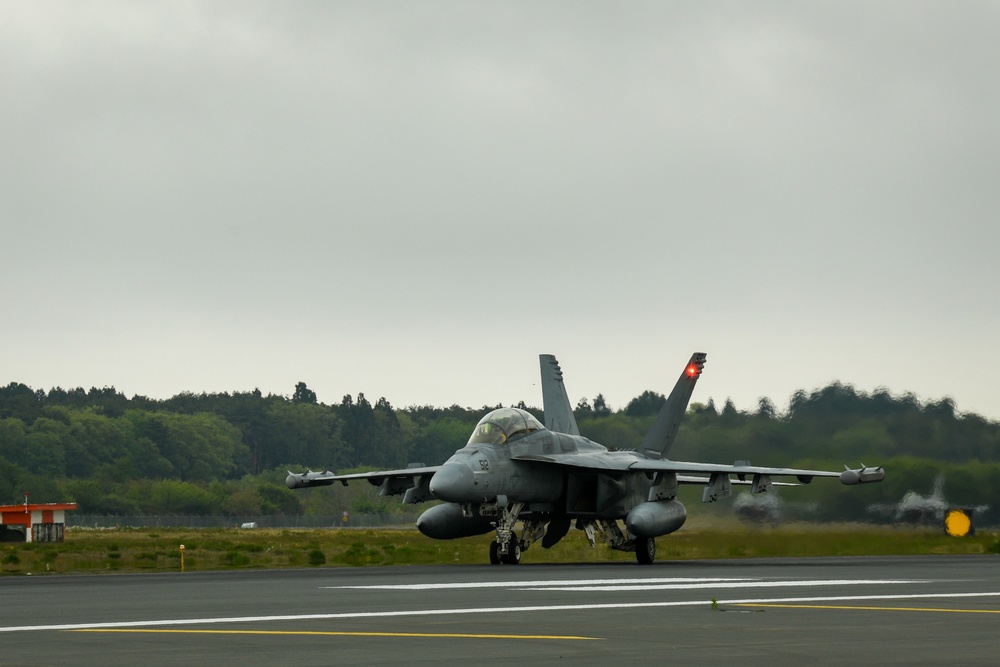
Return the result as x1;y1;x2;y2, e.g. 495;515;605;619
489;502;524;565
490;538;521;565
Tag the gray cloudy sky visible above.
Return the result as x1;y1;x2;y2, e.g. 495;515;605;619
3;2;999;419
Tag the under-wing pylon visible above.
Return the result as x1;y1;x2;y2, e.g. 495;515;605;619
287;353;884;564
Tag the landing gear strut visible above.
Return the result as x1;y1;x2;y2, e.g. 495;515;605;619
489;540;502;565
577;518;656;565
488;502;524;565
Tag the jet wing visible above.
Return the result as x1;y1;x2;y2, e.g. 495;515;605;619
512;452;830;480
285;466;441;504
630;459;842;482
513;453;883;486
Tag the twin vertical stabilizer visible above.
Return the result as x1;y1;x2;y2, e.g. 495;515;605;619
638;352;706;459
541;352;706;455
539;354;581;436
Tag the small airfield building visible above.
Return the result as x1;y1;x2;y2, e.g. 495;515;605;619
0;502;77;543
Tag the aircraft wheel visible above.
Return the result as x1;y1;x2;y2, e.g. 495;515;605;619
502;541;521;565
489;540;502;565
636;537;655;565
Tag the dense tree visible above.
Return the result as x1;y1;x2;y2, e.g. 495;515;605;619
592;394;611;417
409;417;472;465
65;410;129;478
138;480;217;514
625;390;666;417
690;399;718;416
0;418;28;471
292;382;318;405
574;397;594;420
578;413;648;451
260;400;345;471
119;411;248;482
0;382;42;422
24;417;71;476
755;397;777;419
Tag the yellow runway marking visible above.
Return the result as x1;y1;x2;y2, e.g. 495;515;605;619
71;628;601;641
736;603;1000;615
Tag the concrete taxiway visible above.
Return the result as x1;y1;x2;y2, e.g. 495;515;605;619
1;556;998;666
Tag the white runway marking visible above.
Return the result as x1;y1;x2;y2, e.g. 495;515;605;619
326;577;752;590
3;592;1000;634
523;579;920;592
328;577;920;592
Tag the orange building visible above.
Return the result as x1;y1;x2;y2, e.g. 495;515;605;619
0;503;77;543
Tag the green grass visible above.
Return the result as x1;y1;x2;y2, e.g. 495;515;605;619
0;519;996;575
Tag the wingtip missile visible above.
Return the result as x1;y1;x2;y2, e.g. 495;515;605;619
285;472;306;489
839;465;885;485
285;470;336;489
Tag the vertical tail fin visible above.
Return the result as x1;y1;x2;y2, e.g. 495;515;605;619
638;352;706;459
540;354;580;435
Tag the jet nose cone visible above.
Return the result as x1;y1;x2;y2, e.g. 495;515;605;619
429;463;477;503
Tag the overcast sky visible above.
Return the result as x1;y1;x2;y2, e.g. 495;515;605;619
3;2;998;420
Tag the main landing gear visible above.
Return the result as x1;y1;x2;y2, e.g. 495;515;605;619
579;518;657;565
480;504;659;565
636;536;656;565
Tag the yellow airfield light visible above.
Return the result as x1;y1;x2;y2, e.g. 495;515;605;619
944;509;973;537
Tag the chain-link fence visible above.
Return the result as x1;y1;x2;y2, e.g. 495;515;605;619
66;514;422;529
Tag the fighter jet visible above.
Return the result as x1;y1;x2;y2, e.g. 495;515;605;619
287;353;884;564
867;474;988;525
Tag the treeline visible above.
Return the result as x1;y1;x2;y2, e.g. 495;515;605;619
1;381;998;523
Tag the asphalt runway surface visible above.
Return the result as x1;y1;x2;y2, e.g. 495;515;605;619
2;555;999;666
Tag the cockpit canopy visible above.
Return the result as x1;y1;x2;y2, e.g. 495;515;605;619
468;408;544;446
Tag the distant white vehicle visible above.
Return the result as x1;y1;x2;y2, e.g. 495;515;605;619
240;522;258;529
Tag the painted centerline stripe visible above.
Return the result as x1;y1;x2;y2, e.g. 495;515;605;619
2;592;998;634
72;629;601;640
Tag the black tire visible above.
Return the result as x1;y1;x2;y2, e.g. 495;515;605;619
489;540;502;565
636;536;655;565
502;541;521;565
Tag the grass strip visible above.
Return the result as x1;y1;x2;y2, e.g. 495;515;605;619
2;519;997;575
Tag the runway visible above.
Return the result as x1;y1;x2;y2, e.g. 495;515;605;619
2;555;998;666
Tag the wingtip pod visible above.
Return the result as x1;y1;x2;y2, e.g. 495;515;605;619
839;465;885;485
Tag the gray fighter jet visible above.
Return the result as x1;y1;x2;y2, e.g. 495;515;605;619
287;353;884;564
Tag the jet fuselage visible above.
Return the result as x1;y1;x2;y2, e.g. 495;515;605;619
429;430;655;519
